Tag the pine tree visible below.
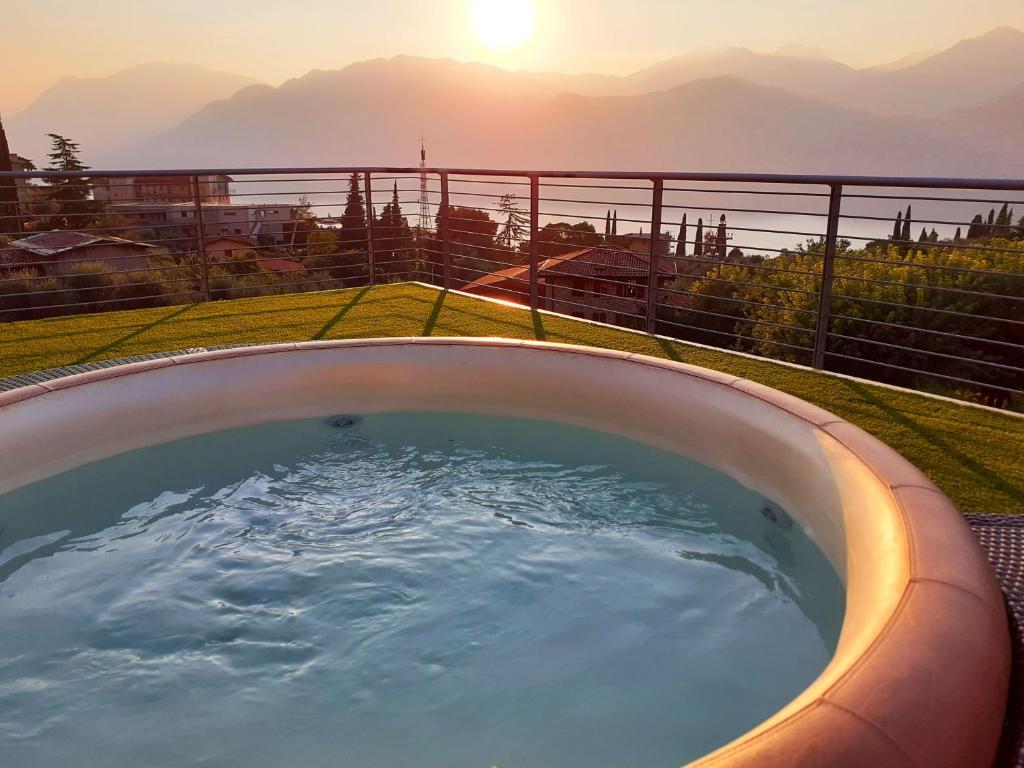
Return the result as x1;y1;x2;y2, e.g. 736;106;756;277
0;114;22;235
338;172;367;247
954;227;962;242
919;227;928;243
900;205;912;241
377;181;411;275
892;211;902;240
675;213;687;258
496;194;528;250
986;208;995;236
693;217;704;258
604;209;611;236
43;133;99;229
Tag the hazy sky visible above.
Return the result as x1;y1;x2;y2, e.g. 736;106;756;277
4;0;1024;113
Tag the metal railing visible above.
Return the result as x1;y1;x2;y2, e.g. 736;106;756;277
1;166;1022;410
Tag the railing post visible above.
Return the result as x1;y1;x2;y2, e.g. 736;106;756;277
363;171;376;286
645;178;664;334
813;184;843;370
191;175;211;302
529;175;539;311
439;172;451;290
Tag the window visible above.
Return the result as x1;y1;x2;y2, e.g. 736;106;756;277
570;279;584;297
234;229;242;235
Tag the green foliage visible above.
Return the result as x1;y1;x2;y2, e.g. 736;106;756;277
41;134;103;229
338;173;366;248
668;235;1024;408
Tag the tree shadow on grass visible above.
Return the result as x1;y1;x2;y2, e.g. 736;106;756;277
843;379;1024;509
422;290;447;336
312;287;371;340
531;310;546;341
72;304;195;365
656;336;684;363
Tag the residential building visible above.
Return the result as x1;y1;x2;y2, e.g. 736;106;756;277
462;246;678;329
8;154;35;202
204;235;256;262
92;175;232;205
112;201;303;251
0;231;156;276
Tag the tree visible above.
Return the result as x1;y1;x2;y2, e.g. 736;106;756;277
496;193;528;250
676;213;687;258
919;227;929;243
0;114;22;235
43;134;100;229
612;210;618;236
338;172;366;248
716;214;728;260
693;217;704;257
967;214;985;240
954;227;962;243
892;210;903;240
901;204;912;241
605;209;611;236
531;221;601;259
377;181;412;277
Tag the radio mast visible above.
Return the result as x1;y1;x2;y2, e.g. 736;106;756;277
418;137;430;232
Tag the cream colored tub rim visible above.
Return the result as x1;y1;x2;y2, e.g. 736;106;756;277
0;337;1009;768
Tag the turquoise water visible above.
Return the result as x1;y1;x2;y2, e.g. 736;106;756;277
0;412;843;767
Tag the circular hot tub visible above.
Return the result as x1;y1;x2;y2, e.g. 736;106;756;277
0;338;1009;767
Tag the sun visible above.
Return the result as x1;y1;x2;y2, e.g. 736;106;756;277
470;0;536;50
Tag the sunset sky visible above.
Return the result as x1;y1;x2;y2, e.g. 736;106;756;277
4;0;1024;113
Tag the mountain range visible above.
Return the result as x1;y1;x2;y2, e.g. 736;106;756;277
5;27;1024;176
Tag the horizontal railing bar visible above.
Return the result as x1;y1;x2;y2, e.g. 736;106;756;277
824;351;1024;397
826;332;1024;375
654;315;814;352
833;251;1024;278
654;299;816;333
828;312;1024;352
830;292;1024;326
4;167;1023;191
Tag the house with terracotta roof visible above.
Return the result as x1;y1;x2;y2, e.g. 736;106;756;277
204;235;256;262
0;231;157;277
462;246;678;329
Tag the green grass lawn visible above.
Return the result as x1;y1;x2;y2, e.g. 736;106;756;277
3;282;1022;517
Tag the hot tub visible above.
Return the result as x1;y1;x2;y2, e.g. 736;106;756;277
0;338;1009;766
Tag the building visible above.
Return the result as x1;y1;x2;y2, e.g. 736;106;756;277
462;246;678;329
8;153;35;202
112;201;303;251
0;231;156;276
204;235;256;262
617;231;673;257
92;174;232;205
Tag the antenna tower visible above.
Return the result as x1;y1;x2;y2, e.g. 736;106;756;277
418;137;430;232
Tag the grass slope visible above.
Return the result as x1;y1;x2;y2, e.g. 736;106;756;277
2;283;1022;516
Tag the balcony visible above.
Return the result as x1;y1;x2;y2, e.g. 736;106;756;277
2;165;1024;765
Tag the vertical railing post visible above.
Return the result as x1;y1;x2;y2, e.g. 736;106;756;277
813;184;843;370
191;175;211;302
529;174;539;311
645;178;664;334
363;171;376;287
439;172;452;290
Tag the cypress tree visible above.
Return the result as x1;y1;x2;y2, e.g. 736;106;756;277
0;114;22;235
716;214;728;260
694;218;704;257
919;227;928;243
929;228;938;243
604;209;611;236
892;211;902;240
612;210;617;236
986;208;995;236
900;205;912;241
954;227;962;242
676;213;687;258
338;172;367;247
996;203;1011;227
967;214;984;240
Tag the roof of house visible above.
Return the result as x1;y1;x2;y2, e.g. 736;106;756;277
11;230;156;257
462;247;677;294
0;248;29;269
205;235;256;248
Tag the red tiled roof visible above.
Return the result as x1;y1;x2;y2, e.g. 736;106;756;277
205;235;255;248
462;247;676;294
0;248;30;268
